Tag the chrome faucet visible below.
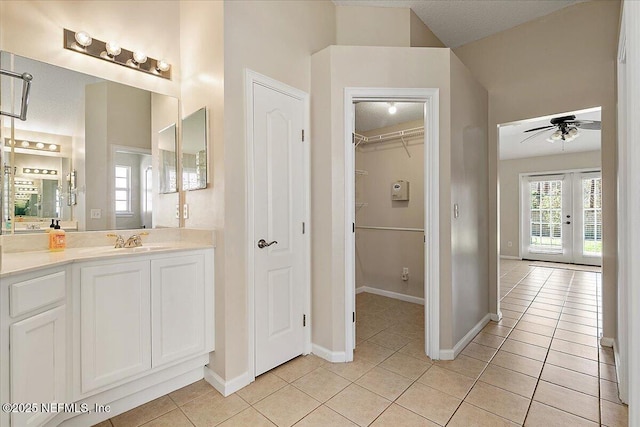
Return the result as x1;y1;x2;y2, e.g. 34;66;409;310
124;232;149;248
107;233;125;248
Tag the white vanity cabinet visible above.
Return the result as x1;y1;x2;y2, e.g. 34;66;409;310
0;267;68;427
151;255;207;366
72;249;214;399
78;260;151;394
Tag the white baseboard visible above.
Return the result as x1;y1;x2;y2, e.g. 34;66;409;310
204;367;251;397
490;312;503;322
500;255;522;260
600;336;615;347
312;343;346;363
356;286;424;305
439;314;491;360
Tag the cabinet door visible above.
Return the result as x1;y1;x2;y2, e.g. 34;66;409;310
151;255;205;366
80;261;151;393
10;306;66;427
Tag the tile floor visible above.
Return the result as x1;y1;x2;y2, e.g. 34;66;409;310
94;260;628;426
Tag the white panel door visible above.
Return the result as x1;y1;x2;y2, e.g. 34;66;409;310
151;255;205;366
522;174;572;263
253;82;306;376
80;261;151;393
10;306;66;427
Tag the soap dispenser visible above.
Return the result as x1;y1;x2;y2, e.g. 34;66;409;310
49;220;66;251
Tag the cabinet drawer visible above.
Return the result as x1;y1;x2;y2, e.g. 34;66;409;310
10;271;66;317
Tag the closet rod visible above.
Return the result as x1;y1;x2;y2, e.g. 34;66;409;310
356;225;424;233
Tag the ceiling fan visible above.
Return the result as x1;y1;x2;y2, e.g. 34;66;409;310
520;115;601;144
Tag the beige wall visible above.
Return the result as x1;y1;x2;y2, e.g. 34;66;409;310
220;0;336;380
336;6;445;48
450;54;489;344
410;10;445;48
311;46;488;352
454;0;620;339
356;120;425;298
500;151;602;258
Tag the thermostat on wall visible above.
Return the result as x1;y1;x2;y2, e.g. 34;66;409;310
391;180;409;201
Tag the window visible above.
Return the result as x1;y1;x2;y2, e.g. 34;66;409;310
582;177;602;256
115;165;131;214
529;179;563;251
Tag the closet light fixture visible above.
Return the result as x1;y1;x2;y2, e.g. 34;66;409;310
388;103;397;115
63;29;172;80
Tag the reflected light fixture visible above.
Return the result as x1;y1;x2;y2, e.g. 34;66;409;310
22;168;57;175
35;142;45;149
388;103;397;115
4;138;61;153
63;29;172;80
21;141;30;148
49;144;57;151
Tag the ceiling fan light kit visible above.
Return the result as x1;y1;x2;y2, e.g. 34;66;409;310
520;114;601;145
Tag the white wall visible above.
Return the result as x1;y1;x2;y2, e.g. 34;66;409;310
500;151;601;258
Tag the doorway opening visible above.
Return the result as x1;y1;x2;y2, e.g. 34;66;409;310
497;106;602;267
344;88;440;362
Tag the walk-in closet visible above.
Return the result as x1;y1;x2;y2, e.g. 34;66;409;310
353;101;426;347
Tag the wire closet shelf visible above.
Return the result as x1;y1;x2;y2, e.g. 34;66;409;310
353;126;424;158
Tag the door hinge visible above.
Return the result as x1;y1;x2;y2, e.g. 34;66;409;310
302;129;305;142
303;314;306;327
353;312;355;323
302;222;305;234
353;222;355;233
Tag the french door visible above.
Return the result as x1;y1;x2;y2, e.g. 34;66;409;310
521;171;602;266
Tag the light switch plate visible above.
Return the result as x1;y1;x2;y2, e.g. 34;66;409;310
183;204;189;219
90;209;101;219
175;204;180;219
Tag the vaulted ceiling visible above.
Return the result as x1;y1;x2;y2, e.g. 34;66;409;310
333;0;585;47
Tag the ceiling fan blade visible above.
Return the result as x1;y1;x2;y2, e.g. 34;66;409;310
570;121;601;130
519;128;553;143
524;125;555;133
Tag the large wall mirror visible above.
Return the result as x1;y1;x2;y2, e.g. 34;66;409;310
181;107;207;191
0;51;180;233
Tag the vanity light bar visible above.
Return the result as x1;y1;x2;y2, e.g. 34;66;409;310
23;168;57;175
4;138;60;153
63;29;172;80
14;179;34;185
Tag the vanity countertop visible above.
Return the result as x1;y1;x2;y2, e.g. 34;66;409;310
0;228;216;278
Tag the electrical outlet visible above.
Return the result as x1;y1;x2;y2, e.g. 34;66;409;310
183;204;189;219
508;241;513;248
402;267;409;275
90;209;101;219
175;204;180;219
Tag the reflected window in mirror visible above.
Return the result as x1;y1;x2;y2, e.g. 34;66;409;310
181;108;207;191
115;165;132;214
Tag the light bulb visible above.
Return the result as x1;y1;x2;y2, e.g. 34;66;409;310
51;170;57;175
36;142;45;149
551;130;562;141
24;168;31;173
156;59;171;72
21;141;30;148
105;41;121;58
42;170;49;174
74;31;92;48
49;144;58;151
33;169;40;174
388;103;397;115
569;127;578;137
133;51;147;65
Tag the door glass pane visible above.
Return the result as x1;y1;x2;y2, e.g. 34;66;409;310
530;179;563;252
583;177;602;256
